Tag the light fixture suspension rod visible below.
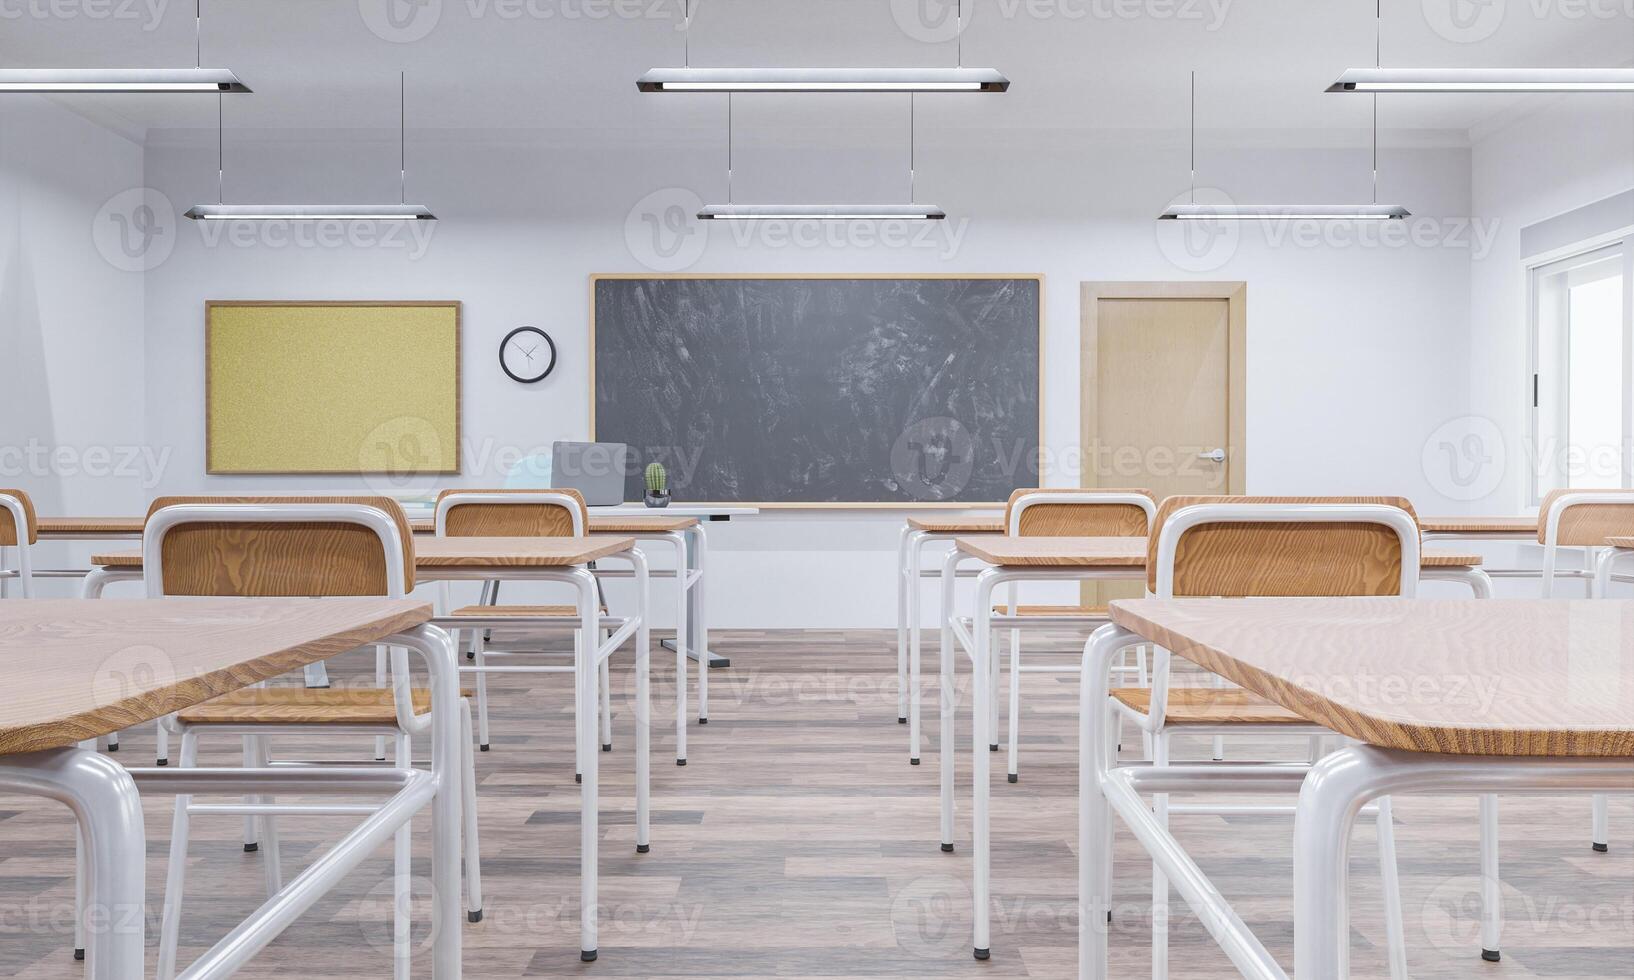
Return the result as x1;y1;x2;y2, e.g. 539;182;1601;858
400;71;407;205
1189;68;1196;204
956;0;963;69
1372;0;1380;204
195;0;201;69
726;92;733;204
1372;95;1379;204
216;90;223;203
909;93;916;204
683;0;690;68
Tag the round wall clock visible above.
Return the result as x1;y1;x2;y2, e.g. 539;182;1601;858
499;326;556;383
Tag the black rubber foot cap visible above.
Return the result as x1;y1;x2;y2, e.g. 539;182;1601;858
898;717;907;724
581;950;598;962
1481;949;1500;962
479;744;489;752
243;842;259;853
602;744;612;752
636;844;650;854
973;948;990;961
989;744;999;752
106;743;119;753
575;773;582;783
1107;911;1113;923
466;651;475;661
698;718;708;725
676;759;687;767
156;758;168;766
74;949;84;961
1593;842;1609;852
940;843;954;853
469;910;483;923
910;758;921;766
1007;774;1018;784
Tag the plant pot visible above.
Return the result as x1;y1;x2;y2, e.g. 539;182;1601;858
644;491;671;509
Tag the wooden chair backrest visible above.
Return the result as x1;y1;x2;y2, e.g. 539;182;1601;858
0;489;37;547
1150;495;1421;597
1003;488;1156;537
1538;489;1634;546
144;496;415;596
435;488;588;537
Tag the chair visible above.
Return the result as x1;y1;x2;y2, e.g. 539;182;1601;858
0;488;38;598
143;496;482;980
1538;488;1634;855
436;489;614;776
993;488;1157;782
1119;496;1420;980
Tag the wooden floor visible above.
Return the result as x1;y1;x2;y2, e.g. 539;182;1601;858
3;629;1630;978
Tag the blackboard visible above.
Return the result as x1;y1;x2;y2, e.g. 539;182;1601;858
591;275;1042;505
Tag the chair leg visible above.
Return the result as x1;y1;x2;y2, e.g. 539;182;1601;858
393;733;411;980
375;645;388;761
574;631;585;783
988;628;1001;752
1592;795;1610;852
157;730;199;980
1152;731;1170;980
1480;794;1501;961
240;735;258;853
599;646;612;752
1006;628;1022;783
675;538;688;765
73;822;85;960
1377;796;1408;980
459;700;484;922
250;736;282;897
474;633;491;752
156;717;170;765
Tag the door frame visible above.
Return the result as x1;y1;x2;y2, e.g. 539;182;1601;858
1079;281;1247;494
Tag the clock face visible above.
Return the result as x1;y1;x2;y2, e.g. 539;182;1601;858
500;326;556;384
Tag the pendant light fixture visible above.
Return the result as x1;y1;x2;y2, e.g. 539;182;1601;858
186;72;435;221
0;0;247;93
1159;70;1410;221
1327;1;1633;93
638;0;1007;93
695;93;945;221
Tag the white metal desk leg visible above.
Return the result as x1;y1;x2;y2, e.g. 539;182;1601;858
971;567;999;960
396;624;463;980
633;549;652;853
692;524;710;721
575;569;602;962
896;523;912;725
1376;797;1408;980
668;532;688;766
1592;795;1610;851
459;699;484;922
908;530;927;765
938;548;960;851
1479;794;1501;960
0;748;145;980
1293;750;1376;980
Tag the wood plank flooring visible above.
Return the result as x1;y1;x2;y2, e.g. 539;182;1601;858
1;629;1629;978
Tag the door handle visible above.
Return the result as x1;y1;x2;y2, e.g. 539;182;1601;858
1198;449;1226;463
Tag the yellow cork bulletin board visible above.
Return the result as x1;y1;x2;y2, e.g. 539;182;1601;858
206;301;462;474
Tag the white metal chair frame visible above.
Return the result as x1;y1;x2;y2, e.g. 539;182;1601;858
140;502;482;980
998;491;1158;783
0;492;34;599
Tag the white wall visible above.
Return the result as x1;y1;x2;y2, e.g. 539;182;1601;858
1468;96;1634;514
134;120;1478;625
0;97;147;595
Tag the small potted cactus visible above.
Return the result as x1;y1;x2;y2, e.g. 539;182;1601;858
644;461;671;508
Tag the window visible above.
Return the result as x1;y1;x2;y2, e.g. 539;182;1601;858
1530;238;1634;501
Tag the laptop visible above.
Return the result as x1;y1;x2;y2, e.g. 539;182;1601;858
550;441;629;506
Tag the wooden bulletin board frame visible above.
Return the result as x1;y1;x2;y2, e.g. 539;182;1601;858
205;300;462;475
588;273;1045;509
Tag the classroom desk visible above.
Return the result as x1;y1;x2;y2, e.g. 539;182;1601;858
1079;598;1634;980
0;597;459;980
896;515;1005;761
937;535;1494;960
85;536;647;961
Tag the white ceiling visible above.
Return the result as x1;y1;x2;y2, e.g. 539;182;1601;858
0;0;1629;139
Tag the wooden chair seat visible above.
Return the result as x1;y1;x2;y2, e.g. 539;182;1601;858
449;604;607;618
1110;687;1310;725
178;686;474;725
992;604;1111;617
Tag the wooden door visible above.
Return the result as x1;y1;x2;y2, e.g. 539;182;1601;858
1081;282;1246;602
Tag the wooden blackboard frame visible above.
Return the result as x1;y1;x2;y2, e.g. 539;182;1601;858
588;273;1044;509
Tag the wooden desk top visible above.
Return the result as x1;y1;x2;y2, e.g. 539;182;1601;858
407;516;699;534
93;536;637;570
954;536;1483;571
0;597;431;754
1610;537;1634;549
1109;598;1634;757
1420;516;1537;535
907;517;1005;534
37;516;144;537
